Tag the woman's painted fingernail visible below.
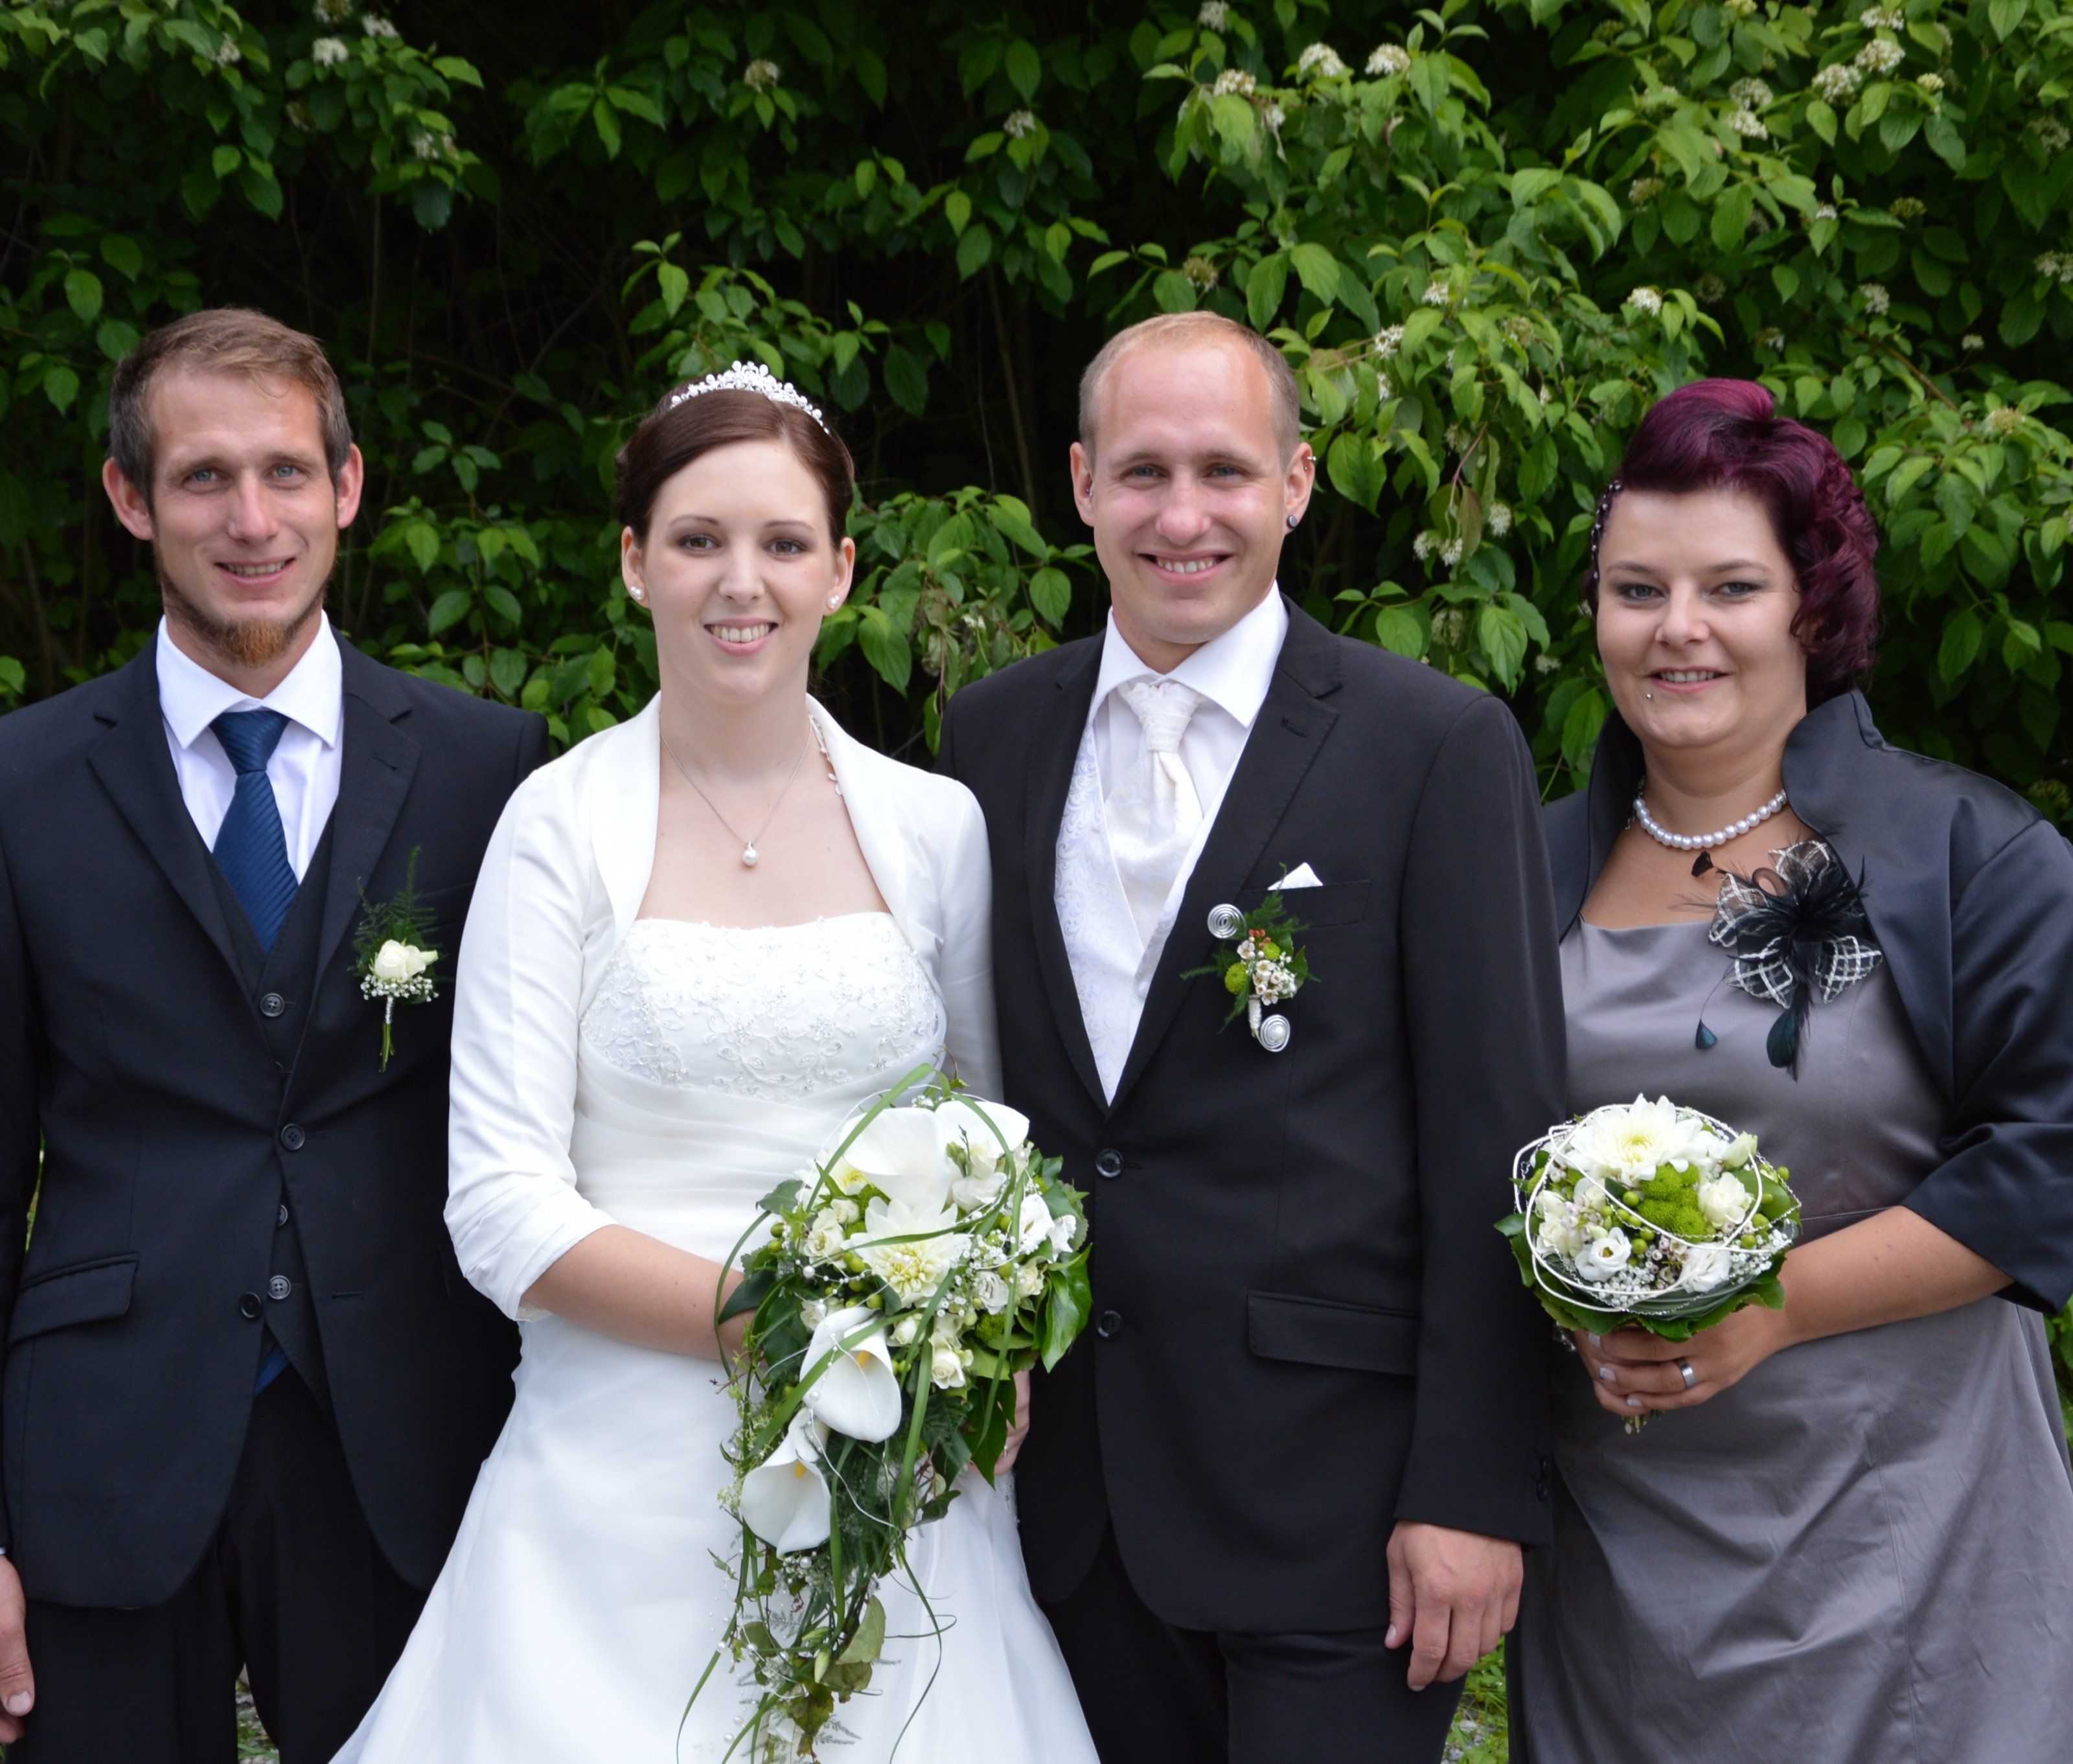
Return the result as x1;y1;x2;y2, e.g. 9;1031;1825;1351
1625;1396;1643;1409
1598;1365;1616;1384
1585;1333;1601;1347
1386;1624;1401;1648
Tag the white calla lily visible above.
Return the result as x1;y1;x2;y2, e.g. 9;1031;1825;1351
739;1411;832;1552
933;1098;1029;1171
834;1108;952;1211
800;1305;903;1442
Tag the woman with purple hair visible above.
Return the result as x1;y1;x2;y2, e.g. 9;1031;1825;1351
1513;380;2073;1761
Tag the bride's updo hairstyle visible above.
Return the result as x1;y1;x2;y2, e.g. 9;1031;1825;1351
614;375;855;545
1585;378;1882;702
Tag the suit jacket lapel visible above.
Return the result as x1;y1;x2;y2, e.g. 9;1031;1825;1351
1107;606;1342;1114
87;649;246;978
1025;641;1110;1114
314;643;422;989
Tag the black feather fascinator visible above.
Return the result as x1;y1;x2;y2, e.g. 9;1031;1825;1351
1703;841;1881;1075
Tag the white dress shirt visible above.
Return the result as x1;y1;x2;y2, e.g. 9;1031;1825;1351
156;615;344;878
1054;588;1289;1096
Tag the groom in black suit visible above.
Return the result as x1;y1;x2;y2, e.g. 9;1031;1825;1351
941;313;1566;1760
0;309;546;1761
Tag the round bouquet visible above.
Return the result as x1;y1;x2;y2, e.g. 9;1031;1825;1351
1501;1094;1802;1351
700;1068;1091;1759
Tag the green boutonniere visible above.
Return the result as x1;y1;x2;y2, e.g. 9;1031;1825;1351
1186;892;1312;1053
352;849;439;1071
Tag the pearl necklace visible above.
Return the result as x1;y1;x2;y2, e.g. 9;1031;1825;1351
1632;786;1789;854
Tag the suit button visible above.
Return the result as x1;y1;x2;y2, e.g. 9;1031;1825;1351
277;1202;290;1227
259;992;286;1019
1095;1309;1123;1339
279;1123;304;1151
1094;1149;1123;1179
268;1276;292;1301
238;1292;263;1321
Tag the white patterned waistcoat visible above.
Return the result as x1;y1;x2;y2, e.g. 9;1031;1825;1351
1054;726;1218;1101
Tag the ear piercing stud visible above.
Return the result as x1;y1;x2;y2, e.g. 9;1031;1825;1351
1285;514;1300;531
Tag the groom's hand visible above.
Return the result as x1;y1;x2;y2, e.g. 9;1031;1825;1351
1384;1522;1520;1691
0;1556;34;1739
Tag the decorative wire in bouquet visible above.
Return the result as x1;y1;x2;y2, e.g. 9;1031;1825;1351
694;1065;1092;1760
1499;1095;1802;1432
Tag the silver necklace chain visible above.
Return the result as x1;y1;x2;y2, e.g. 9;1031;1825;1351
1632;786;1790;854
661;721;825;868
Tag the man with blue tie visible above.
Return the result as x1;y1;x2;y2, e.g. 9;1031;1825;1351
0;308;548;1761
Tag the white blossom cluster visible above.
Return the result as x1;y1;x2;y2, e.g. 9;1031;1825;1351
1182;254;1219;290
1855;37;1905;76
1003;109;1036;139
1371;323;1406;357
1627;175;1665;205
1916;71;1946;94
1297;42;1347;79
1638;84;1680;112
2035;252;2073;284
1421;278;1451;306
1695;271;1726;304
360;12;398;38
1212;67;1257;97
1367;43;1410;77
1730;78;1773;110
2030;117;2072;155
1626;285;1664;317
212;36;242;64
1486;501;1513;538
1811;62;1862;104
312;35;349;65
313;0;354;21
1517;1097;1798;1315
1725;108;1768;139
1197;1;1230;27
1859;5;1905;27
744;58;781;91
1813;200;1839;222
1962;333;1986;351
1428;603;1466;641
1890;196;1925;220
1983;406;2026;438
1755;326;1785;352
1260;101;1286;132
1861;282;1891;314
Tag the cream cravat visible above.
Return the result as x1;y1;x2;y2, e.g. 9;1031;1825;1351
1106;677;1204;945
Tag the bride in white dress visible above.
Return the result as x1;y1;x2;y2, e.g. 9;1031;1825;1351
332;367;1097;1763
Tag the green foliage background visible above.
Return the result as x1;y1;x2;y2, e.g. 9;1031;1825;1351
2;0;2070;1414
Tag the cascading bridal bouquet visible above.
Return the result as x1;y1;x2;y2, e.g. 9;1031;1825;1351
1499;1095;1802;1431
701;1070;1092;1759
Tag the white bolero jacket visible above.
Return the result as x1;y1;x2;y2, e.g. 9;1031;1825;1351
444;695;999;1320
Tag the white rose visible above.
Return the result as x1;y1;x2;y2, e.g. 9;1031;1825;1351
1696;1175;1752;1233
1016;1193;1053;1254
930;1346;967;1390
1014;1263;1046;1300
1680;1243;1732;1292
1046;1212;1079;1255
799;1298;828;1331
371;940;413;983
1574;1229;1631;1283
950;1168;1007;1213
973;1270;1012;1314
890;1316;921;1347
1536;1211;1582;1261
1721;1132;1759;1170
1572;1176;1610;1216
803;1210;849;1262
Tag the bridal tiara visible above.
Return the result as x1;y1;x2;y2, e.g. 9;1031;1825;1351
664;360;829;433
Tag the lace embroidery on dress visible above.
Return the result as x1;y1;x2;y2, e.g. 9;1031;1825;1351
581;914;945;1101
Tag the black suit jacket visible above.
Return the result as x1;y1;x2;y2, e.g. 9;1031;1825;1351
941;599;1566;1633
0;638;547;1607
1548;690;2073;1314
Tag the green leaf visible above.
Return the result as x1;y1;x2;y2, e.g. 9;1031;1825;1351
1371;606;1424;658
883;343;928;415
655;262;689;316
1152;269;1196;312
856;604;912;692
944;188;972;236
1709;183;1753;253
1478;602;1529;687
1246;254;1288;328
426;588;472;635
1288;242;1340;303
1938;607;1983;682
1988;0;2029;40
955;224;992;279
99;235;143;280
63;268;103;323
1029;566;1070;626
1806;98;1837;145
1003;38;1040;101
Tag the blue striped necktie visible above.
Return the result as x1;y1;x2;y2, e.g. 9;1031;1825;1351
210;709;299;952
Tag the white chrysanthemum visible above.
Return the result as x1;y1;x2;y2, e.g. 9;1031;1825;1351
1730;77;1773;109
1197;1;1230;27
744;58;780;91
1568;1095;1712;1184
1984;406;2025;437
1421;277;1450;306
312;35;349;65
1372;323;1406;356
1574;1229;1632;1283
854;1197;968;1307
1855;38;1904;76
1487;501;1513;537
1696;1174;1753;1231
1003;109;1036;139
1626;285;1664;316
1861;282;1890;314
1628;176;1665;205
360;13;398;37
1812;62;1862;104
1367;43;1410;76
1915;71;1946;95
1726;109;1767;138
1961;332;1984;351
1212;68;1257;97
1298;42;1347;79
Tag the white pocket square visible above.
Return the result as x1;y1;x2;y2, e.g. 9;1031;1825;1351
1273;862;1323;889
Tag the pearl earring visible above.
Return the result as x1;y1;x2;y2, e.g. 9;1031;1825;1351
1285;514;1300;531
827;595;842;610
628;584;647;604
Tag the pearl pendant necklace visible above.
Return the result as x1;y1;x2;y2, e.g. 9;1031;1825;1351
1632;786;1790;856
662;720;832;868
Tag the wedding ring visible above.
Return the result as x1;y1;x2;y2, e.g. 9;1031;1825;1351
1677;1358;1697;1390
1207;903;1246;939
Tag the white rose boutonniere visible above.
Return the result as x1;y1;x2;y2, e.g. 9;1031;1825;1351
352;849;440;1071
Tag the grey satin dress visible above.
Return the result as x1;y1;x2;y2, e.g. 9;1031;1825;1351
1516;914;2073;1764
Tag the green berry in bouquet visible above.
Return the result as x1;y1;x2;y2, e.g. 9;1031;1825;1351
698;1068;1092;1759
1499;1095;1802;1421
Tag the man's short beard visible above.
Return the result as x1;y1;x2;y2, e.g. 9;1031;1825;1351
159;561;328;671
